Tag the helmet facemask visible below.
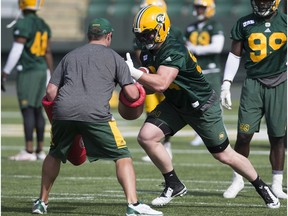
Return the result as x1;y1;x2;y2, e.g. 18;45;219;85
135;29;158;50
193;0;215;21
251;0;278;17
193;5;207;21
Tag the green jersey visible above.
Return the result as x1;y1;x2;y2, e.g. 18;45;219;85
185;19;224;74
14;13;51;72
169;26;186;45
140;34;213;113
231;11;287;78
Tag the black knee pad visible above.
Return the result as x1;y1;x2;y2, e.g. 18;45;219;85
207;138;230;153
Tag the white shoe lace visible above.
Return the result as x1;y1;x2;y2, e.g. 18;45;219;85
263;186;280;208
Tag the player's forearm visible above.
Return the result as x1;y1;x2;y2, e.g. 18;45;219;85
46;83;58;101
45;42;54;73
190;35;224;55
3;42;24;74
223;52;241;82
138;73;170;93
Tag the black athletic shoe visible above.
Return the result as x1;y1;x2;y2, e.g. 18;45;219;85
256;185;280;208
151;182;187;206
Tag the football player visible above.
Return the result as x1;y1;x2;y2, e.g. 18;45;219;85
126;5;280;208
220;0;287;199
135;0;186;162
2;0;53;161
185;0;225;146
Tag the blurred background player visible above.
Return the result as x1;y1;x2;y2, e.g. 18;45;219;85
185;0;224;146
134;0;185;162
1;0;53;161
220;0;287;199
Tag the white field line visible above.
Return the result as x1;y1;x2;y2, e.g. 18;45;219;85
1;194;269;208
2;111;239;121
1;144;271;157
1;123;269;141
1;174;271;187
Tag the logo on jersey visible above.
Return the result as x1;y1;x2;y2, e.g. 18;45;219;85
219;132;225;140
243;20;255;28
14;29;20;35
239;123;250;132
165;56;172;62
143;54;148;61
191;101;199;108
264;28;271;33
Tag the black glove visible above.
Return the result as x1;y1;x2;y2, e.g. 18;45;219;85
1;75;6;92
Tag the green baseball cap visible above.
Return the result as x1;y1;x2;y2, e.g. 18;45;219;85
88;18;114;35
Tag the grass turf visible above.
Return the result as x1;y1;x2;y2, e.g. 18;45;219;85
1;91;287;216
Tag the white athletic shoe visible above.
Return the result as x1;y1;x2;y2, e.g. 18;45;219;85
271;186;287;199
141;155;152;162
151;182;187;206
271;174;287;199
36;151;47;160
163;142;172;159
126;203;163;216
223;172;244;198
9;150;37;161
190;135;203;146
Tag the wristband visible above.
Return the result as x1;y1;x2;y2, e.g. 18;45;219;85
131;68;144;81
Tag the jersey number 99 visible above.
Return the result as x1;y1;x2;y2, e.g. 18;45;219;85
248;32;286;62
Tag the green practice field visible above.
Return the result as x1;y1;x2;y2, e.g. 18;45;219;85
1;86;287;216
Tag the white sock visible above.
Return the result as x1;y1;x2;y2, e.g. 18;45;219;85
272;173;283;188
233;171;244;181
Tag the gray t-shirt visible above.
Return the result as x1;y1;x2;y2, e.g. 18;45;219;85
50;43;133;122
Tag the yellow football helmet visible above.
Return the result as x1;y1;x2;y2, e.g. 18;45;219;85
251;0;280;17
193;0;215;20
140;0;167;12
19;0;44;11
133;5;170;50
